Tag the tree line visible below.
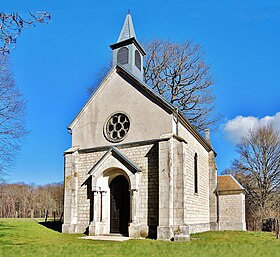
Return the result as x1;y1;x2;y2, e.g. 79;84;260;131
0;182;63;219
223;124;280;231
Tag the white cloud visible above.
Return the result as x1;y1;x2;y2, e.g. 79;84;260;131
224;112;280;144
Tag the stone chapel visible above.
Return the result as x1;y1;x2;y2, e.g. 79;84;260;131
62;14;246;241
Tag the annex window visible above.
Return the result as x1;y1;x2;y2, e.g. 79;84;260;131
134;50;141;70
117;47;129;65
194;153;198;193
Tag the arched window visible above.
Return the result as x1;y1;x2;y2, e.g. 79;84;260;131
134;50;141;70
117;47;129;65
194;153;198;193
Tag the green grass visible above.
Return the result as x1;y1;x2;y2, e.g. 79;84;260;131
0;219;279;257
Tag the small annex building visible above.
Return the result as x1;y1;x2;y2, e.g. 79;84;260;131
62;13;246;241
218;175;246;231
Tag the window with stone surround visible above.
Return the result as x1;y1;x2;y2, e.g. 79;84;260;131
194;153;198;193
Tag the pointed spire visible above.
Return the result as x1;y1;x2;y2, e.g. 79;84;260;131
117;13;136;42
110;13;146;81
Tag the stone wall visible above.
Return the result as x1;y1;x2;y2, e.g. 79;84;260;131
63;125;216;238
63;142;159;237
178;123;210;234
219;191;246;230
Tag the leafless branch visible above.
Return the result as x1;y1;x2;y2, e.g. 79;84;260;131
0;11;51;55
0;56;27;179
224;125;280;230
143;39;219;131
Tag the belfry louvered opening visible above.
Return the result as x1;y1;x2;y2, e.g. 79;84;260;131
117;47;129;65
135;50;141;70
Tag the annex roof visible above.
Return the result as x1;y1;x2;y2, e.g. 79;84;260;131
218;175;244;191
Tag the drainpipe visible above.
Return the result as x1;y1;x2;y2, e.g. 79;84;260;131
216;178;220;230
176;107;179;136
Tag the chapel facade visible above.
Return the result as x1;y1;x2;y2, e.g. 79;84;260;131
62;14;246;241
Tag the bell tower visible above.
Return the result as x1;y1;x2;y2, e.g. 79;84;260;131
110;12;146;81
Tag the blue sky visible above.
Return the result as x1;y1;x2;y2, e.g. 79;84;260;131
2;0;280;184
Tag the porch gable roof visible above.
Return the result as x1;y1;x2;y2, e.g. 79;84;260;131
88;146;141;175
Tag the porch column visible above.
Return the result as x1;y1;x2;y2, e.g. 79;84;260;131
88;191;100;235
130;189;137;223
129;188;141;238
93;191;100;222
100;191;107;222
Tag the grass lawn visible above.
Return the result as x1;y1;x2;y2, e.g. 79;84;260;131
0;219;279;257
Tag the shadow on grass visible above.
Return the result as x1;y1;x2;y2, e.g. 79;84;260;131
38;221;63;233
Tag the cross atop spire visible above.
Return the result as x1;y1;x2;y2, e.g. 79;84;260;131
117;13;136;42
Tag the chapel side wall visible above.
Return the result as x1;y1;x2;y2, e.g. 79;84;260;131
178;123;210;233
72;143;158;236
219;192;246;231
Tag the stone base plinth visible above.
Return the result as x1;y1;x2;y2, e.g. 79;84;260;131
210;222;218;231
157;226;173;240
129;222;140;238
173;225;190;242
174;235;190;241
62;224;77;234
89;221;108;235
129;223;149;238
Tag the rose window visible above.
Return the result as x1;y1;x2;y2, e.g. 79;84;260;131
104;113;130;142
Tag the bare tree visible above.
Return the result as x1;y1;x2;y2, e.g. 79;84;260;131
87;62;112;95
229;124;280;229
144;40;217;131
0;11;50;179
0;57;27;178
0;11;51;55
87;39;218;130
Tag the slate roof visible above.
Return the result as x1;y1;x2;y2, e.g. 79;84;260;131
110;13;146;55
117;13;136;42
218;175;244;191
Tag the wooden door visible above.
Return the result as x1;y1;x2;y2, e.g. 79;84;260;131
110;176;130;235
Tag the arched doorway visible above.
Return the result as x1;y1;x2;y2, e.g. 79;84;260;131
110;175;130;236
